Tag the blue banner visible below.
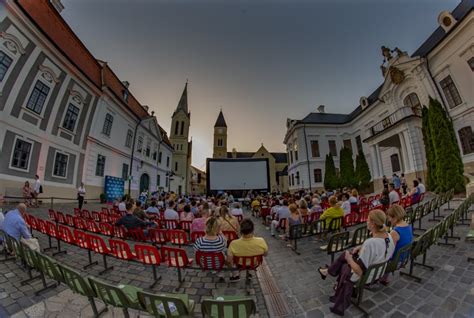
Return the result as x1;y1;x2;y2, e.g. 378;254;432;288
104;175;124;203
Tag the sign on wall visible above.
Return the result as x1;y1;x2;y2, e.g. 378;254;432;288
104;175;124;203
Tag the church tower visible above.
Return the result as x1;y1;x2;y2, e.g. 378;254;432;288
169;83;192;195
213;110;227;158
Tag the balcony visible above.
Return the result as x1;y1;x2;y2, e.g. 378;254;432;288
370;106;421;136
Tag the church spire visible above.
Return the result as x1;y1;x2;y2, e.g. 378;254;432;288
214;110;227;128
175;82;188;114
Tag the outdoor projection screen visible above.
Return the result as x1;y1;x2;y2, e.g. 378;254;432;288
207;158;270;192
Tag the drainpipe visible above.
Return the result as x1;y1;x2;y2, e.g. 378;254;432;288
303;124;312;192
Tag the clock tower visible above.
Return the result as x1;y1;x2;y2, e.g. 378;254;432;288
213;110;227;158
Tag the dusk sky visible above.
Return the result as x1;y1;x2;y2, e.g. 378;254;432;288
61;0;459;170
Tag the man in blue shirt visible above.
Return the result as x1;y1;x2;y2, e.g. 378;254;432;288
3;204;31;241
392;174;401;190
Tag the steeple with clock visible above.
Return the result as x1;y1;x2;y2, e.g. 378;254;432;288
213;110;227;158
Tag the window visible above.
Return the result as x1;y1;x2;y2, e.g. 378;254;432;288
158;151;162;163
175;161;178;172
355;136;363;154
62;104;80;131
289;151;293;164
0;50;13;81
26;80;50;114
197;173;202;183
294;144;298;161
125;130;133;148
157;174;161;186
291;174;294;186
11;139;32;170
95;155;106;177
468;57;474;71
166;156;170;167
174;121;179;135
458;127;474;155
314;169;322;183
296;171;300;185
180;121;184;135
102;113;113;136
329;140;337;156
165;176;169;187
343;139;352;151
311;140;320;158
153;151;157;160
403;93;421;109
122;163;129;180
390;154;401;173
145;141;151;157
53;152;68;178
137;136;143;152
217;139;223;147
440;75;462;108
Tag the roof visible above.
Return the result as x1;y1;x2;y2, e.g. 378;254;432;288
174;83;189;115
412;0;473;57
158;125;173;148
214;111;227;127
226;151;288;163
226;152;253;159
271;152;288;164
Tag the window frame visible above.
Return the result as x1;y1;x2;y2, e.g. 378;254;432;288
390;153;401;173
458;126;474;155
314;168;322;183
343;139;352;151
0;50;14;82
102;113;114;136
310;140;320;158
125;129;133;148
122;163;129;180
61;103;81;132
95;154;106;177
9;136;33;172
52;151;69;179
26;80;50;115
328;140;337;157
439;75;462;109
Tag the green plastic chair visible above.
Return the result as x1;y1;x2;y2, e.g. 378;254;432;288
385;242;412;274
201;296;256;318
350;226;369;247
88;277;143;318
0;230;15;263
352;261;388;316
58;263;108;317
137;290;195;317
21;244;58;295
327;231;350;262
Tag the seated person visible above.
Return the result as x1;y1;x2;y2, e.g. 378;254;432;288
133;201;147;220
270;200;290;237
230;203;244;218
379;189;390;209
284;203;302;241
180;204;194;222
317;210;395;316
145;201;160;214
349;189;359;205
116;201;155;230
340;193;351;216
191;208;209;234
3;203;31;242
298;200;309;217
388;183;400;205
227;219;268;282
217;206;240;233
380;205;413;285
193;217;227;269
320;196;344;230
410;180;421;203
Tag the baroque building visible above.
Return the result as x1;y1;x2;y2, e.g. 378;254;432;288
284;0;474;193
212;111;289;193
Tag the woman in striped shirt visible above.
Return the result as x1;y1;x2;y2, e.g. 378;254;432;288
193;217;227;268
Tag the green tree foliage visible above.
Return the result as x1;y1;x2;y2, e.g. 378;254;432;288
427;97;464;192
324;154;338;190
339;147;356;188
421;106;437;191
355;152;372;190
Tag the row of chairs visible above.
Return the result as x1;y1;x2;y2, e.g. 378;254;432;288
0;230;257;317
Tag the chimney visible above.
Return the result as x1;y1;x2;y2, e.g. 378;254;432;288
50;0;64;13
317;105;325;113
122;81;130;88
143;105;149;112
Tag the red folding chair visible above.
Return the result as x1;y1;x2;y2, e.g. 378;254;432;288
101;207;110;214
148;228;169;246
36;218;48;235
82;210;92;220
169;229;188;247
163;219;178;229
232;255;264;294
85;219;100;233
73;230;98;269
98;222;113;236
24;214;38;236
358;208;369;223
55;211;66;224
179;220;192;232
91;211;101;222
109;239;135;260
127;228;147;242
195;251;225;271
99;212;110;223
113;225;127;239
73;216;87;230
191;231;205;242
260;207;271;220
48;209;57;222
161;246;193;287
134;244;162;288
73;208;81;217
65;214;75;227
87;234;113;275
46;221;67;256
222;231;238;247
343;214;354;228
57;224;76;246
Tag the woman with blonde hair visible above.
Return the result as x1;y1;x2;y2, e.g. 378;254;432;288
217;205;240;233
349;189;359;204
298;199;309;217
193;217;227;268
317;209;395;315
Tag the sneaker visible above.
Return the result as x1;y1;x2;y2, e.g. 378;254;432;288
229;275;241;282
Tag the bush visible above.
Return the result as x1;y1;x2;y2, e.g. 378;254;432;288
355;152;371;190
324;154;339;190
339;147;356;188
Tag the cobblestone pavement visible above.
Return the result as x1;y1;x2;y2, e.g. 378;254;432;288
1;199;473;317
0;202;268;318
250;198;474;318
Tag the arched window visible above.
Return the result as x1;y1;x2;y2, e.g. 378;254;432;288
174;121;179;135
458;126;474;155
180;121;185;135
404;93;421;115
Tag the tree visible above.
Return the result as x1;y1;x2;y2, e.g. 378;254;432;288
421;106;437;191
427;97;464;193
324;154;338;190
339;147;356;188
355;152;372;190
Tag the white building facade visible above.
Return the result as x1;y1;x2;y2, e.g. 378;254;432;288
284;0;474;193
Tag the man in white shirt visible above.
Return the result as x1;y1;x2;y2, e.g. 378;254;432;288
417;178;426;194
341;193;351;216
164;200;179;220
388;183;400;204
118;195;127;212
270;200;290;236
33;175;41;207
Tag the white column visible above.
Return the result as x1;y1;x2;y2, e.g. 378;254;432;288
375;144;384;177
370;145;380;178
398;132;411;172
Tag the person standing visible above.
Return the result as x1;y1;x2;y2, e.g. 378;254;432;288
400;173;407;195
392;174;401;191
22;181;32;207
382;175;389;190
33;175;41;207
77;182;86;210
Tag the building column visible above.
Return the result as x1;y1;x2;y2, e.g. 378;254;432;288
370;145;380;178
398;132;411;173
375;144;384;177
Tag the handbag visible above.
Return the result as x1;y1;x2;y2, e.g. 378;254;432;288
20;237;41;251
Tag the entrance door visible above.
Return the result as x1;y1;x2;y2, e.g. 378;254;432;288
140;173;150;193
